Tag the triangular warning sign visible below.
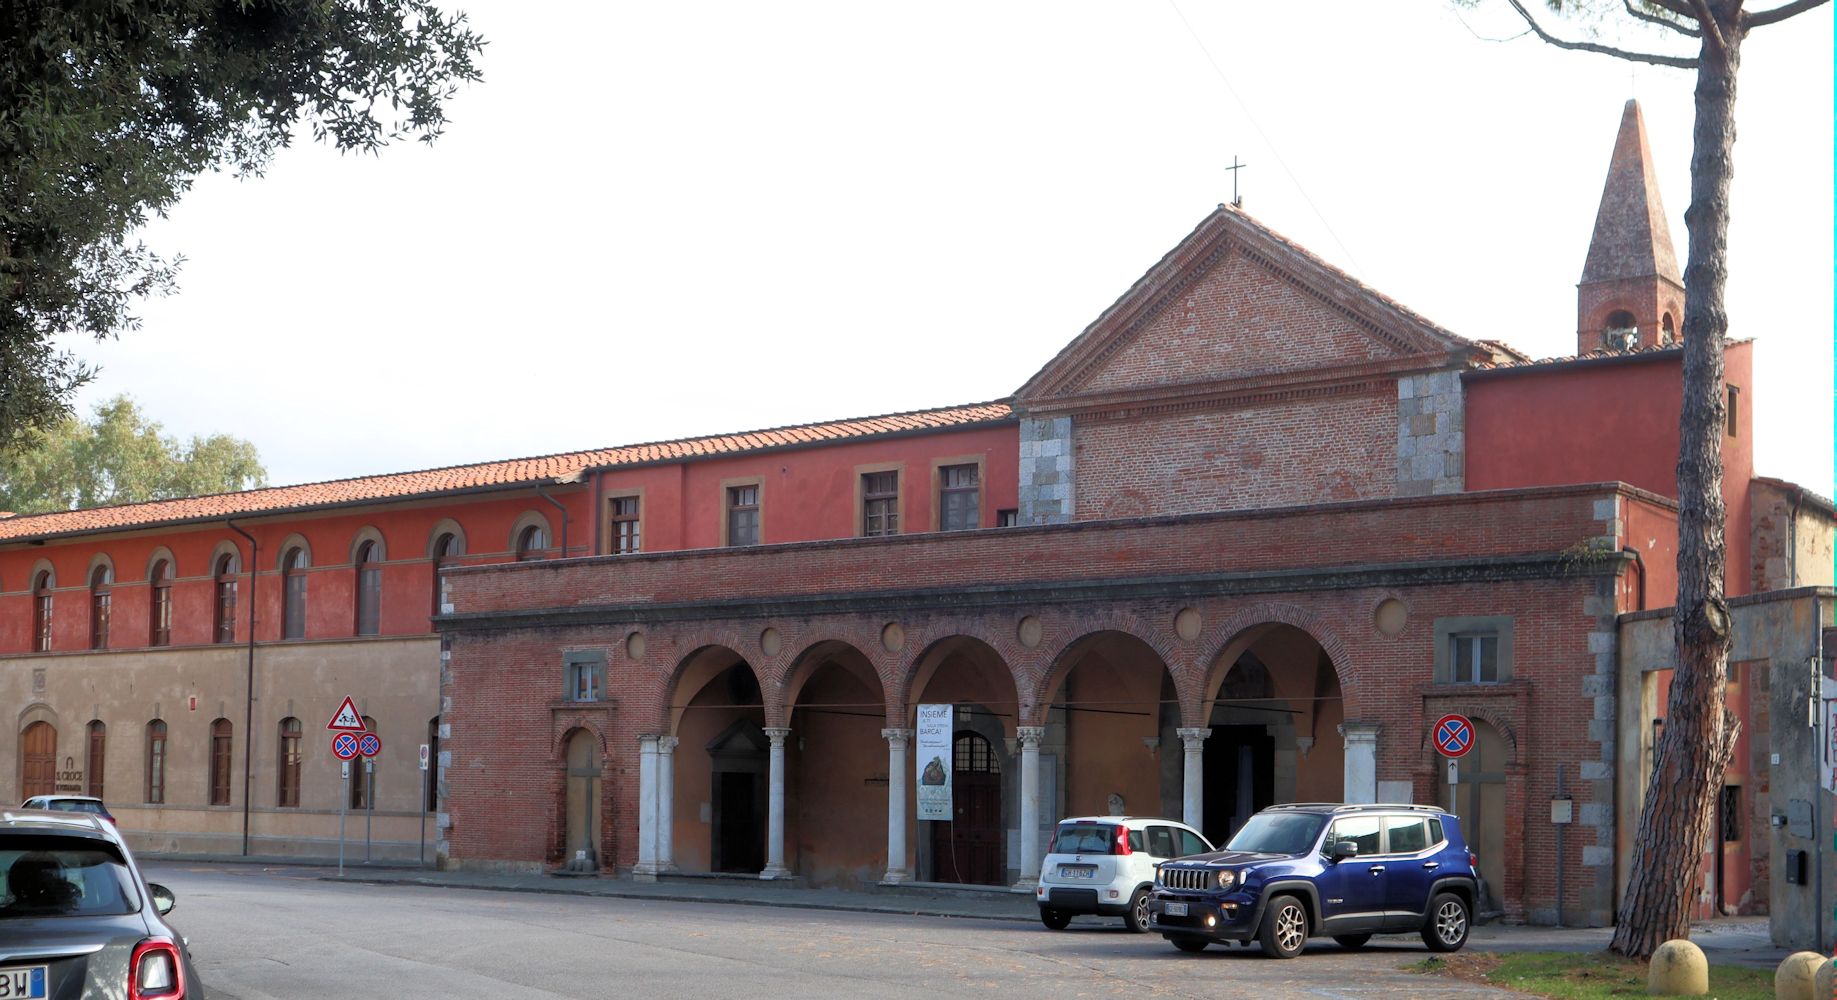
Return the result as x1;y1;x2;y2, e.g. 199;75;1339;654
326;696;365;731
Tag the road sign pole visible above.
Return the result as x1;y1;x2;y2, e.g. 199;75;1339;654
365;756;374;864
339;761;349;877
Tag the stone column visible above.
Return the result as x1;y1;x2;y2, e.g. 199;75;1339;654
656;736;679;873
1014;726;1046;890
882;728;912;884
1177;727;1209;829
633;735;660;881
1339;722;1382;804
761;727;793;879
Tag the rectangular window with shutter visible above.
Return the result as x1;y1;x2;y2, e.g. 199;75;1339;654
939;464;980;531
727;485;760;547
862;471;899;537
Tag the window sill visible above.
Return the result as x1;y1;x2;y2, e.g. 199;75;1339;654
549;699;618;713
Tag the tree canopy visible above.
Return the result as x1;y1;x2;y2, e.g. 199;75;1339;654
0;0;484;446
0;394;266;514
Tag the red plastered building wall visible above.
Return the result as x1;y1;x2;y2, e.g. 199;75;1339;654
1464;341;1753;597
591;424;1019;552
0;488;593;654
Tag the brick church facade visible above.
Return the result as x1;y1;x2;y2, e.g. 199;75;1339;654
2;101;1829;933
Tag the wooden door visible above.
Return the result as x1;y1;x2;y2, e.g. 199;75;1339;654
21;722;56;799
562;730;602;863
1444;719;1506;915
933;732;1003;885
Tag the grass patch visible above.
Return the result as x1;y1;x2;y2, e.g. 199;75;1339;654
1412;950;1775;999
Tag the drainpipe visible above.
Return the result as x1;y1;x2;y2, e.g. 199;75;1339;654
226;519;258;858
1787;489;1803;588
1814;597;1825;951
534;482;570;559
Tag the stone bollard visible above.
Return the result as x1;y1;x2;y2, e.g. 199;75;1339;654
1775;951;1826;1000
1646;939;1708;996
1815;955;1836;1000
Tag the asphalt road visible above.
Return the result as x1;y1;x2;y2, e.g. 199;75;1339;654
144;863;1516;1000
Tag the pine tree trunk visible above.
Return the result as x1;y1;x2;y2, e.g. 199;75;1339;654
1609;3;1743;961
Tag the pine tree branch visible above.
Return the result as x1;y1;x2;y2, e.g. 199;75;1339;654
1689;0;1729;60
1745;0;1830;26
1625;0;1702;35
1640;0;1700;17
1500;0;1702;67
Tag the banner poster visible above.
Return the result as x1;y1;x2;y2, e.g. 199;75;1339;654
916;704;954;821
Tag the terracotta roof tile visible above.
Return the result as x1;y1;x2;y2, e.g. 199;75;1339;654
0;400;1014;543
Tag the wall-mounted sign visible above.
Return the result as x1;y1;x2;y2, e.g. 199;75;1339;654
916;704;953;821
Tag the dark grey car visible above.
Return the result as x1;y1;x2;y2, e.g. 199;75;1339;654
0;808;198;1000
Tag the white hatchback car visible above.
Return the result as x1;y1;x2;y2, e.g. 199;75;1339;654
1035;816;1212;932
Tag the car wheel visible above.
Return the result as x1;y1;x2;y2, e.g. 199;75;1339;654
1171;937;1209;953
1258;894;1309;959
1420;892;1470;953
1040;908;1071;930
1332;934;1371;950
1123;888;1151;933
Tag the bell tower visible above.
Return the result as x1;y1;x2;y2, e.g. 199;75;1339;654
1577;100;1685;354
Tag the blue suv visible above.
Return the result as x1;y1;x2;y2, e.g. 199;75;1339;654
1150;803;1479;958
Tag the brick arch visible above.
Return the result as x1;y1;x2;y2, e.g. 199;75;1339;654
895;628;1021;732
1027;612;1179;728
555;722;608;761
780;634;887;726
658;633;764;737
1197;601;1361;725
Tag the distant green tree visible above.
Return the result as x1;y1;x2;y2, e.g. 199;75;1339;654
0;1;484;445
0;395;266;513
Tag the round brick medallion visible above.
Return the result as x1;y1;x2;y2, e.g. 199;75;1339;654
760;627;782;656
881;622;905;653
1373;598;1408;636
1017;615;1043;649
625;630;646;660
1174;607;1202;641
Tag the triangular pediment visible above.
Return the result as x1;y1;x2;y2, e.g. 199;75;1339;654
1017;207;1485;408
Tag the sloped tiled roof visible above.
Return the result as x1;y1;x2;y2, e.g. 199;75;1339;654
0;401;1014;543
1466;341;1685;374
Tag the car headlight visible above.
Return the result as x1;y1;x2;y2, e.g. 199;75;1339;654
1215;869;1236;890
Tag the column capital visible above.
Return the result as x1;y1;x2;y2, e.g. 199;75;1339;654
638;734;660;751
657;735;679;754
1175;727;1211;742
881;727;913;747
763;727;791;747
1338;721;1382;746
1016;725;1046;747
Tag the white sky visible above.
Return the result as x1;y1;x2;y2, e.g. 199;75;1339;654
55;1;1834;494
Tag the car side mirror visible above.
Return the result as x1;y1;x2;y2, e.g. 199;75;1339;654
147;883;175;916
1329;840;1359;860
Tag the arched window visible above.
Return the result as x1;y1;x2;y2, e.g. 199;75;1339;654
1661;312;1676;344
145;720;168;804
351;716;378;809
209;719;233;805
1603;309;1638;351
953;732;1001;774
282;546;309;640
89;564;112;650
31;570;53;652
515;524;547;562
213;553;240;645
431;532;459;617
149;559;174;647
86;720;106;799
354;540;382;636
278;717;303;808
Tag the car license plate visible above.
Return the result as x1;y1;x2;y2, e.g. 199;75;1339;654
1058;864;1096;879
1163;901;1189;917
0;965;47;1000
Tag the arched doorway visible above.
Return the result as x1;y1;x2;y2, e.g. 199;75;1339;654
707;719;767;873
561;729;602;866
1444;718;1506;916
784;640;886;885
1203;624;1345;847
21;722;56;799
665;648;766;875
933;731;1003;885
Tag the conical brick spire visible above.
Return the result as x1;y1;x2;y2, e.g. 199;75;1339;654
1576;100;1685;354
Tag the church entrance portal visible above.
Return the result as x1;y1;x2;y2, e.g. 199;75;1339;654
932;731;1003;885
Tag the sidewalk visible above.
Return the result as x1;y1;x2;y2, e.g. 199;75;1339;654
162;859;1793;968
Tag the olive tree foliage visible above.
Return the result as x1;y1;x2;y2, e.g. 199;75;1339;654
0;394;266;514
1455;0;1827;959
0;1;484;447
